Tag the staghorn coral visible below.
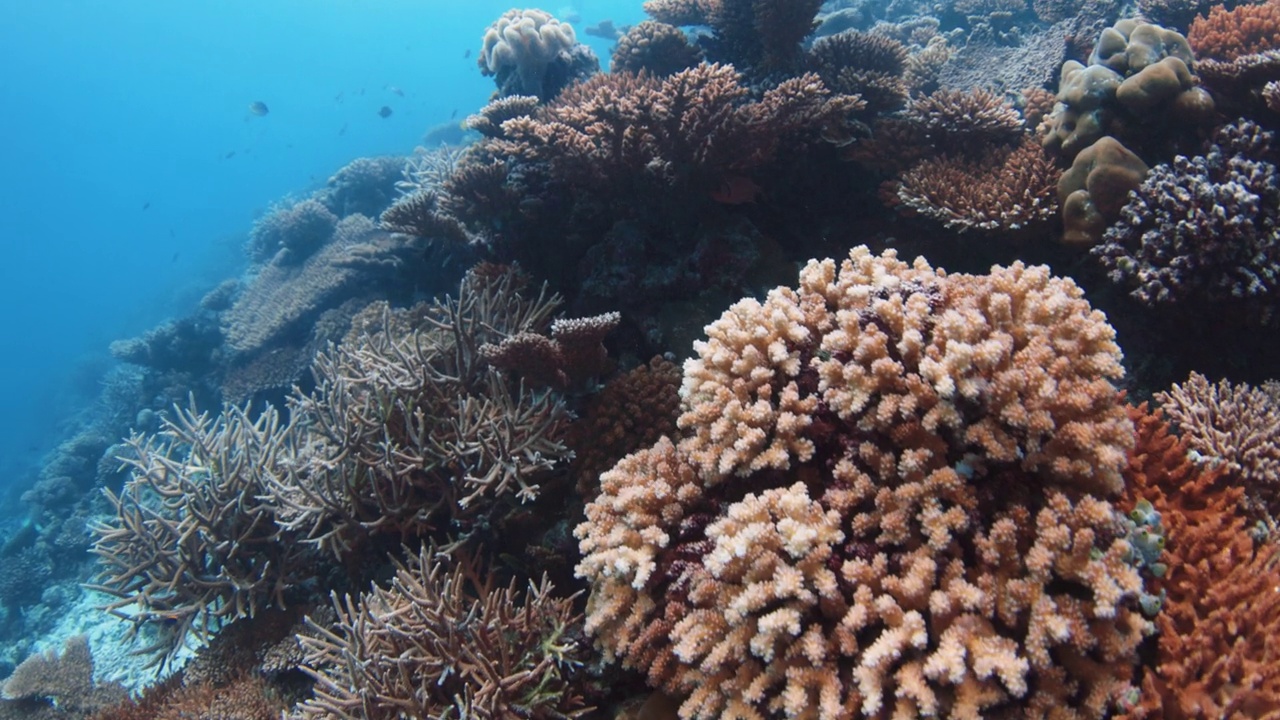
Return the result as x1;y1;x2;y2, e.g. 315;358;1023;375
478;8;598;100
893;136;1060;234
379;189;481;246
807;30;910;116
1092;119;1280;307
612;21;704;77
1155;372;1280;523
576;246;1144;720
1117;405;1280;718
87;404;313;662
1188;0;1280;62
291;545;589;720
269;265;573;558
395;143;468;197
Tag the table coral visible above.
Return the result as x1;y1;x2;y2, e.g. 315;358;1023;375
576;246;1145;720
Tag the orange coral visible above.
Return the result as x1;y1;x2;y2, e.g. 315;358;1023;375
1189;1;1280;62
1117;405;1280;719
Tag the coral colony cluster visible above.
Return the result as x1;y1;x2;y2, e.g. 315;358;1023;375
5;1;1280;719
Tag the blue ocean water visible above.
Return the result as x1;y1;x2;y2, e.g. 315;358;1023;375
0;0;641;499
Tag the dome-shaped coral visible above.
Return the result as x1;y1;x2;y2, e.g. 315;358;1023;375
576;246;1144;720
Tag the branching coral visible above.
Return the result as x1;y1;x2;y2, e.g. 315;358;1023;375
566;356;683;497
490;63;861;202
270;265;573;557
903;88;1025;152
643;0;822;74
612;21;703;76
576;246;1144;720
893;137;1060;234
1155;372;1280;523
479;311;620;389
292;545;590;720
807;30;910;116
247;199;338;265
87;404;312;662
1117;405;1280;718
1092;119;1280;307
2;636;126;714
1188;0;1280;62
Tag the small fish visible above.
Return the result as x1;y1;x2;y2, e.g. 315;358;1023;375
358;88;366;96
248;100;269;116
463;49;471;59
334;91;344;103
387;85;404;97
378;105;394;118
224;150;236;159
171;252;180;263
142;201;150;211
338;122;348;136
169;229;175;238
450;108;458;119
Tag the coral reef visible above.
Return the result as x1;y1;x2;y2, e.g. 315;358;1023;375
271;265;573;557
87;404;313;661
1155;372;1280;523
1092;119;1280;307
807;30;910;116
315;156;405;219
612;21;703;77
247;199;338;265
1;636;126;717
893;137;1060;234
644;0;824;75
1188;1;1280;115
902;88;1025;152
292;545;589;720
576;246;1144;720
478;8;598;100
1117;405;1280;718
479;311;620;389
566;356;683;496
1057;136;1150;246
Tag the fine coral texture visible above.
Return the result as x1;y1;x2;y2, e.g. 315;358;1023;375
577;246;1143;720
894;137;1060;234
1188;1;1280;62
292;545;589;720
1118;405;1280;718
1156;371;1280;523
1092;119;1280;308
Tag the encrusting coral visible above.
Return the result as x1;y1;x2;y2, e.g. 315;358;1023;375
576;246;1146;720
